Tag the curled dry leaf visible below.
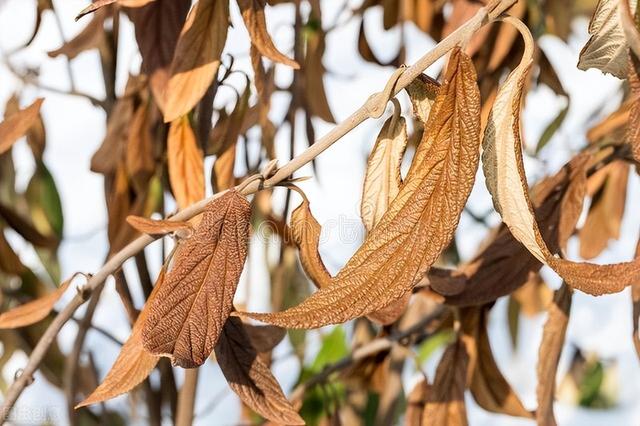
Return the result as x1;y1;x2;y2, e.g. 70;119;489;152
163;0;229;122
215;317;304;425
142;190;251;368
236;0;299;68
76;267;167;408
0;98;44;156
579;161;629;259
48;9;106;59
289;188;332;289
441;154;590;306
167;116;205;209
536;283;572;426
460;307;532;419
405;74;440;124
360;99;408;234
577;0;636;78
0;273;81;329
243;48;481;329
482;17;640;296
126;215;191;237
423;339;468;426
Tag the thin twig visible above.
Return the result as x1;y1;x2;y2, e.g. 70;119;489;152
0;1;516;420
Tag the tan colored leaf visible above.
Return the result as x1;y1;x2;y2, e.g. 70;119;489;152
303;2;334;123
142;190;251;368
126;215;191;236
482;17;640;296
0;274;78;329
577;0;636;78
0;98;44;156
536;283;572;426
48;9;106;59
76;0;155;20
243;48;480;328
126;102;155;193
4;95;46;160
167;116;205;209
423;339;468;426
236;0;299;68
290;190;332;289
76;268;166;408
487;0;527;72
215;317;304;425
632;241;640;360
360;100;408;233
405;74;440;124
511;272;553;317
163;0;229;122
460;307;532;419
579;161;629;259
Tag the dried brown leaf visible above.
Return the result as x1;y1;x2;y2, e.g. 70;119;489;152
126;102;155;193
237;0;298;68
406;379;431;426
536;283;572;426
242;323;286;353
126;215;191;236
0;274;79;329
423;339;468;426
243;48;480;328
163;0;229;122
142;190;251;368
167;116;205;209
579;161;628;259
215;317;304;424
482;18;640;296
0;98;44;156
48;9;106;59
290;192;332;289
76;268;166;407
405;74;440;124
460;307;532;419
303;3;334;123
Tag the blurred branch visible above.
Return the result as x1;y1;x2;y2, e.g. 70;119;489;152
175;368;199;426
289;306;446;403
0;0;518;420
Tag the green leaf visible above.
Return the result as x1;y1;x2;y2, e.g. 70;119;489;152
310;326;348;373
535;104;569;154
26;161;63;239
416;329;455;363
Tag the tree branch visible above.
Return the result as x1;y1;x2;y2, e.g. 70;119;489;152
0;0;516;420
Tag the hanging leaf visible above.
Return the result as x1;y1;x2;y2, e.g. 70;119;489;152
579;161;628;259
163;0;229;122
0;274;80;329
577;0;636;78
126;215;191;237
423;339;468;426
441;154;589;306
242;323;286;353
536;283;572;426
406;379;431;426
460;306;532;419
482;17;640;296
76;267;167;408
236;0;299;68
360;99;408;234
0;98;44;156
215;317;304;424
142;190;251;368
243;47;481;329
0;202;58;249
48;9;106;59
405;73;440;124
126;102;156;193
167;116;205;209
289;188;332;289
